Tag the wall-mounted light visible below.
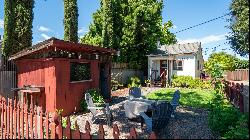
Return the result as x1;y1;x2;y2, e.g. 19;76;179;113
117;50;120;57
96;54;99;59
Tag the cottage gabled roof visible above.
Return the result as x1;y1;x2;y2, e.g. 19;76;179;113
9;37;116;60
163;42;201;55
149;42;202;56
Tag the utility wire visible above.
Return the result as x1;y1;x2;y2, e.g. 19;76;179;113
174;13;231;34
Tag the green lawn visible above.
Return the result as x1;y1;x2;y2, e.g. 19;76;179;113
145;88;216;109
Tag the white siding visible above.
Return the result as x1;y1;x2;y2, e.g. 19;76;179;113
172;54;196;78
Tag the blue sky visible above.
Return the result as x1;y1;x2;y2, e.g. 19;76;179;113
0;0;248;60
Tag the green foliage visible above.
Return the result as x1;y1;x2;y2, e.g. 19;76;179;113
3;0;34;56
80;89;104;112
111;80;123;91
234;59;249;69
208;91;249;139
80;0;176;70
227;0;249;57
64;0;78;42
204;52;238;73
128;76;141;88
146;88;216;109
3;0;15;56
56;109;64;115
223;114;249;139
171;75;212;89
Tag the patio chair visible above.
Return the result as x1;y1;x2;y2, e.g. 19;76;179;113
128;87;146;100
85;92;113;126
139;101;172;133
170;90;181;118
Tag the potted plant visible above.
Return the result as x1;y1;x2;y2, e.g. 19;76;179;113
145;79;151;87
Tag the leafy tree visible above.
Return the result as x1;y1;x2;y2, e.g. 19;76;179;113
12;0;34;55
227;0;249;57
3;0;34;56
80;0;176;70
204;52;238;74
2;0;15;56
64;0;78;42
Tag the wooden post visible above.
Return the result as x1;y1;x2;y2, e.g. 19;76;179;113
98;124;105;139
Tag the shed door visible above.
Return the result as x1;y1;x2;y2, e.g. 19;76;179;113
99;63;110;99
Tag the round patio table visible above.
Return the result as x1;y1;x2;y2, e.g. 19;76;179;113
124;99;156;119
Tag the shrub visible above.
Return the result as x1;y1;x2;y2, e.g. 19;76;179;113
111;80;123;91
171;75;212;89
80;89;104;112
208;91;249;139
128;76;141;88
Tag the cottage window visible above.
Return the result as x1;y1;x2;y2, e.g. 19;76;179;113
161;60;168;68
173;60;183;70
70;62;91;82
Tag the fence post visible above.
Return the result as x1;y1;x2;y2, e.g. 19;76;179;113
113;124;120;139
45;112;49;139
128;127;137;139
98;124;105;139
55;114;63;139
148;132;157;139
239;83;244;112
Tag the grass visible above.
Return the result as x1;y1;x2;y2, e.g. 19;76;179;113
145;88;216;109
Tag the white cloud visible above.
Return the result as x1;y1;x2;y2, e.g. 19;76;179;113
41;33;50;40
178;34;228;44
0;19;4;29
78;27;88;34
38;26;52;32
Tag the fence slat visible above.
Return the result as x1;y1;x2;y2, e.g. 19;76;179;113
98;124;105;139
149;132;157;139
25;104;29;139
30;104;34;139
63;117;71;139
39;108;43;139
45;112;49;139
113;124;120;139
6;99;9;139
17;102;20;139
128;127;137;139
9;99;13;139
72;121;80;139
13;99;17;139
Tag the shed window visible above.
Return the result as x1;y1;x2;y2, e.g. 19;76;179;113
70;62;91;81
173;60;183;70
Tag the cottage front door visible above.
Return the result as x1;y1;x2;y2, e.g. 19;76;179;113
160;60;168;87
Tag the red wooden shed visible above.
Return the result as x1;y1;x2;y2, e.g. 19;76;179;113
9;37;116;116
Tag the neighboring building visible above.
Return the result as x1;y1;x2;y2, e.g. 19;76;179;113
9;37;116;116
147;42;204;86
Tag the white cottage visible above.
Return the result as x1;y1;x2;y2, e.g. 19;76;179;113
147;42;204;87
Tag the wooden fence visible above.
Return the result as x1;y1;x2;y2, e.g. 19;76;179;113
224;81;244;112
225;69;249;81
0;96;157;139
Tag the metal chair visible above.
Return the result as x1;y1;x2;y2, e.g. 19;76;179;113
128;87;146;100
139;101;172;133
170;90;181;118
85;92;112;126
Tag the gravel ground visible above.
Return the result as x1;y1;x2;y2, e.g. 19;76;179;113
67;87;218;139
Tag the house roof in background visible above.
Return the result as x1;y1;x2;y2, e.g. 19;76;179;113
149;42;202;56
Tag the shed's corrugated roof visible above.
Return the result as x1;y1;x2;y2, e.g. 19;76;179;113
160;42;201;55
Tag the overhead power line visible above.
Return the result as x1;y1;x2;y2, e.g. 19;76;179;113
174;13;231;34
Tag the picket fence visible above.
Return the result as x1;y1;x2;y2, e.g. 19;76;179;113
0;96;157;139
224;81;244;112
